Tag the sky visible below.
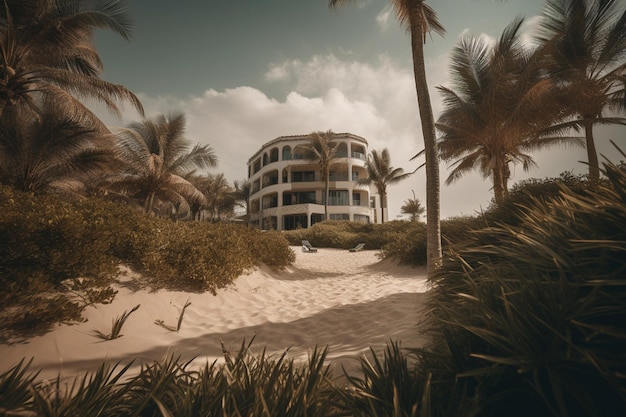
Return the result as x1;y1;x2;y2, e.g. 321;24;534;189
92;0;625;220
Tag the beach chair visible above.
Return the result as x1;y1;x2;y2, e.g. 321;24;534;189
302;240;318;253
349;243;365;252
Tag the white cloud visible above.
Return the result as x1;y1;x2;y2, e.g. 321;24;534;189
376;5;393;32
94;53;489;219
93;52;620;220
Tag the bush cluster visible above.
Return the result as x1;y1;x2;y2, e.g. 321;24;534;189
2;165;624;415
283;220;382;249
282;218;484;266
283;220;428;264
0;188;295;340
420;161;626;416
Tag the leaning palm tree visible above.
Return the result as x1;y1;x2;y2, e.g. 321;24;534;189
295;130;339;220
112;113;218;215
0;0;143;120
330;0;445;272
437;17;580;204
360;148;413;223
536;0;626;182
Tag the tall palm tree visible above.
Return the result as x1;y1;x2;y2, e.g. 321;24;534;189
0;101;116;194
536;0;626;182
359;148;413;223
0;0;144;119
401;190;425;221
295;130;339;220
112;113;218;215
330;0;445;272
437;17;580;204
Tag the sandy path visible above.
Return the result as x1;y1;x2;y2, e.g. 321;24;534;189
0;247;429;380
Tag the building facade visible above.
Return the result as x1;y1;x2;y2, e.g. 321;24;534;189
246;133;382;230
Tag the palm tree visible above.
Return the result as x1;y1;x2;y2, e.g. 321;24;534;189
401;190;425;221
536;0;626;182
112;113;218;215
360;148;413;223
294;130;339;220
0;0;143;120
329;0;445;272
204;173;237;222
233;179;252;224
0;102;116;194
437;17;580;204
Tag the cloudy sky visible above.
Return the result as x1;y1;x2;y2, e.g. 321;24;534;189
92;0;625;220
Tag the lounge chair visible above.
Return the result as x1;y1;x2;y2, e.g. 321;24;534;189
349;243;365;252
302;240;318;253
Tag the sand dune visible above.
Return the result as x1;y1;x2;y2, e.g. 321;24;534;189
0;247;430;380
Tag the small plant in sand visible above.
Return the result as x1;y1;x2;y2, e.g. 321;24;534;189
154;298;192;332
92;304;140;341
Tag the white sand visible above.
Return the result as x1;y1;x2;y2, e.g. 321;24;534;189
0;247;430;381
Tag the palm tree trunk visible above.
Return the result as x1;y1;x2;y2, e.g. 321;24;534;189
381;192;386;224
324;178;330;220
584;119;600;182
409;13;442;275
492;166;505;205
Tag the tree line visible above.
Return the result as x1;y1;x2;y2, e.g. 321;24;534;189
1;0;625;274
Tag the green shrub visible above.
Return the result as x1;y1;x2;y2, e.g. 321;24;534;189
0;188;120;341
0;188;296;338
379;221;428;265
251;230;297;268
421;160;626;416
283;220;420;256
338;342;426;417
0;187;120;287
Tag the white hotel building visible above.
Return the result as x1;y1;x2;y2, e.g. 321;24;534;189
246;133;383;230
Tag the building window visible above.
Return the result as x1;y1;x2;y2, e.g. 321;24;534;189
354;214;370;223
311;213;324;225
270;148;279;163
328;190;349;206
329;170;348;181
262;216;277;230
336;142;348;158
284;214;307;230
284;191;317;205
330;214;349;220
292;171;315;182
262;195;278;209
352;192;361;206
283;147;291;161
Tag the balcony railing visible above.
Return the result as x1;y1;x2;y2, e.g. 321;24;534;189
351;151;366;160
262;178;279;187
283;199;322;206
